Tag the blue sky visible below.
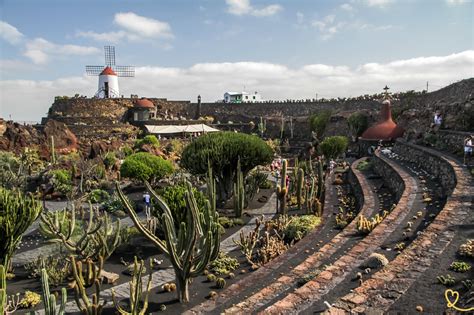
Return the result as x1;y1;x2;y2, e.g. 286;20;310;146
1;0;473;121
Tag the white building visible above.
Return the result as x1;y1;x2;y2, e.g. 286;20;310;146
97;66;120;98
224;91;262;103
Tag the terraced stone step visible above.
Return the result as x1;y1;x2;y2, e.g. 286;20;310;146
262;151;418;314
187;158;383;314
326;142;473;314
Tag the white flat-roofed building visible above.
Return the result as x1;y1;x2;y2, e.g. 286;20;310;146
224;91;262;103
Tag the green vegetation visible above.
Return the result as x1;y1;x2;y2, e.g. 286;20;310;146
120;152;174;183
309;110;332;139
347;112;369;138
159;183;208;229
209;252;240;276
449;261;471;273
181;132;273;205
89;189;110;203
49;169;73;195
39;268;68;315
437;274;456;287
320;136;349;160
356;159;372;171
134;135;160;150
284;215;321;241
117;181;220;303
0;188;42;271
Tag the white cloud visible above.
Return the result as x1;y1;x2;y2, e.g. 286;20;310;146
0;20;24;45
2;51;473;121
340;3;355;11
77;12;173;43
114;12;173;38
226;0;282;17
446;0;469;4
23;38;100;64
312;15;345;40
365;0;395;8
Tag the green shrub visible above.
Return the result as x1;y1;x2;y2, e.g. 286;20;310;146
181;132;273;205
101;192;135;217
49;169;72;195
160;183;208;228
309;111;332;138
167;139;185;155
121;146;134;157
103;152;117;169
356;160;371;171
135;135;160;149
284;215;321;241
89;189;110;203
320;136;349;160
210;252;239;276
347;112;369;137
120;152;174;183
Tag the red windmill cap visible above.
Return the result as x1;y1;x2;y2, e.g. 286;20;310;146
100;66;117;76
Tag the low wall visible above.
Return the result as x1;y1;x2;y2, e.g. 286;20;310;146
393;139;456;196
347;161;364;211
435;129;472;155
372;152;405;200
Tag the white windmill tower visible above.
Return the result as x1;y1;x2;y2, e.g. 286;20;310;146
86;46;135;98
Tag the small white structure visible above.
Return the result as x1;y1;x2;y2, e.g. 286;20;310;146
145;124;220;136
224;91;262;103
97;67;120;98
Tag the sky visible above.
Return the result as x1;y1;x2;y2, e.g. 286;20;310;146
0;0;473;121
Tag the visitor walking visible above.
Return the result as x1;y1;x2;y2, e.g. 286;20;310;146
464;135;473;166
143;191;151;218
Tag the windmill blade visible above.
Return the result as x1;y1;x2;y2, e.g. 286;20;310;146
85;65;104;75
113;66;135;77
104;46;116;66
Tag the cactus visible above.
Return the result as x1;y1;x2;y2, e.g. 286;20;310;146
233;218;261;265
304;177;316;214
276;159;288;215
314;198;322;217
73;257;104;288
117;180;220;303
206;160;216;214
0;188;42;271
356;211;388;235
112;257;152;315
39;205;121;261
316;160;324;200
215;277;226;289
0;265;6;315
296;168;304;210
50;135;56;164
233;158;245;218
40;268;67;315
258;117;266;138
71;256;105;315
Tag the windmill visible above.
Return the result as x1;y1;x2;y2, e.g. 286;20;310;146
86;46;135;98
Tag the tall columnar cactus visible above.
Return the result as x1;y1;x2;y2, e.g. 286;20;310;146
258;117;266;138
50;136;56;164
276;159;288;215
71;256;104;315
234;158;245;218
206;161;216;214
296;168;304;210
305;177;316;214
112;257;152;315
316;160;324;200
40;268;67;315
0;265;6;315
0;188;42;271
73;257;104;288
39;205;121;261
116;180;220;303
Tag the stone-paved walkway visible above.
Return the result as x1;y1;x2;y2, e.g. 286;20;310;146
33;194;276;314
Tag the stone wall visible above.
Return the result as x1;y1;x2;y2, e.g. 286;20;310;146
435;129;471;155
392;139;456;196
347;162;364;211
373;152;405;200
